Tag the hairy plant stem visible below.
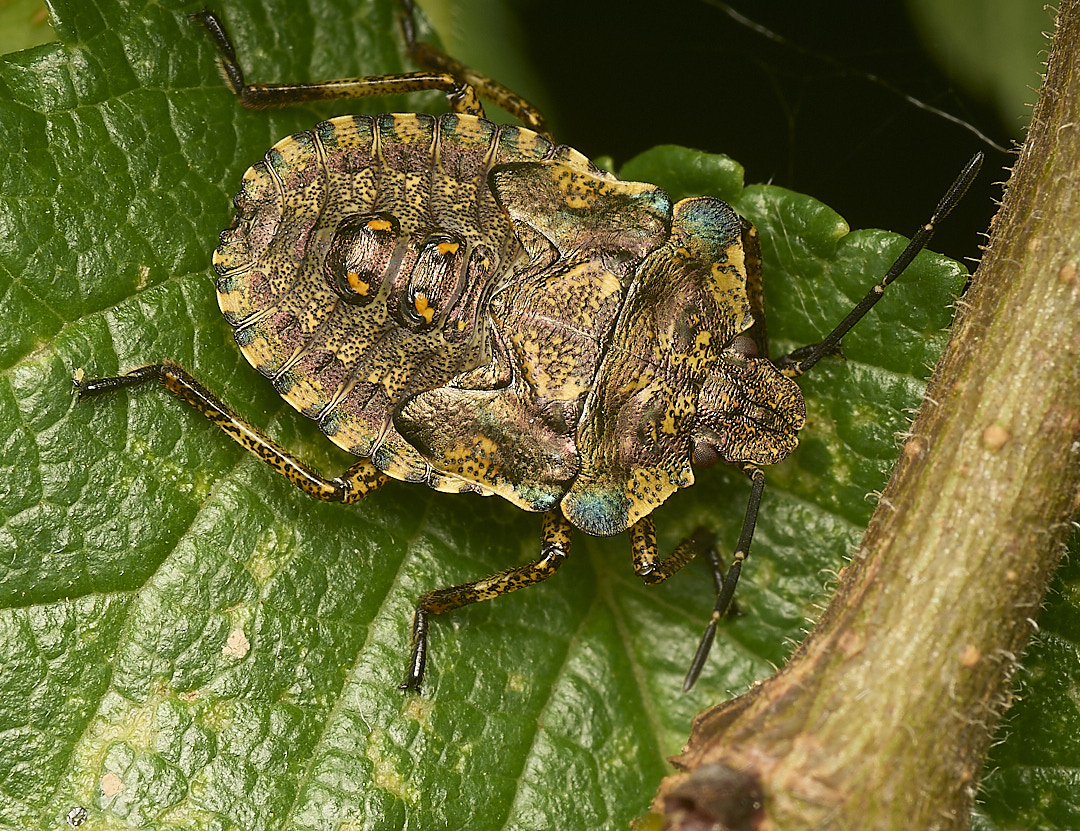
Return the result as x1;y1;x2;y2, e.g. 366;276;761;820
650;1;1080;828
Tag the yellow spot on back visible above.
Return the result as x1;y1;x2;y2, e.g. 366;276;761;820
414;294;435;324
437;241;460;256
347;271;370;295
367;218;393;232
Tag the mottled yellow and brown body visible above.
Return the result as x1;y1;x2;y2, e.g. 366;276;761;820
77;4;978;692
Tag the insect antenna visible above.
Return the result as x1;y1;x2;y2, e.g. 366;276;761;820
683;466;766;692
779;151;983;378
682;153;983;692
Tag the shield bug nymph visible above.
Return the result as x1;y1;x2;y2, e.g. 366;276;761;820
76;2;981;692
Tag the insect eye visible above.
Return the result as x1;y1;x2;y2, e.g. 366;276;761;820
324;212;400;304
692;437;723;468
730;335;759;358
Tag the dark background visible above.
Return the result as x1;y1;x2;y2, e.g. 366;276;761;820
511;0;1023;271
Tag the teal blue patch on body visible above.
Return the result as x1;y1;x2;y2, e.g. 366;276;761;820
265;147;286;173
673;195;742;249
271;371;296;397
505;480;563;514
234;326;257;348
560;487;630;537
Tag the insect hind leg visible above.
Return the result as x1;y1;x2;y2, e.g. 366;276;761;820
190;7;485;117
76;361;387;503
397;0;548;135
191;5;548;135
400;509;573;691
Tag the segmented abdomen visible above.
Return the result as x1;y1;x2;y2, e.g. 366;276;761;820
212;112;593;491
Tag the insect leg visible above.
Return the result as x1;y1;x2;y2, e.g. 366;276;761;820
191;9;485;118
632;521;737;599
397;0;547;135
630;517;717;585
76;362;387;504
629;464;765;691
400;509;573;691
778;152;983;377
191;7;548;136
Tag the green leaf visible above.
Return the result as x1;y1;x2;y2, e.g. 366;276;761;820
907;0;1051;137
1;2;1073;829
971;540;1080;830
0;0;54;54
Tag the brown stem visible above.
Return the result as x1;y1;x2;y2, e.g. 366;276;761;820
650;2;1080;829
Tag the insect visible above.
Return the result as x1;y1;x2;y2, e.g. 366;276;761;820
76;2;981;692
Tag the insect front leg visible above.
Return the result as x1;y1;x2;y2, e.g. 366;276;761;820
631;463;766;691
401;510;573;692
76;362;388;504
630;518;717;586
